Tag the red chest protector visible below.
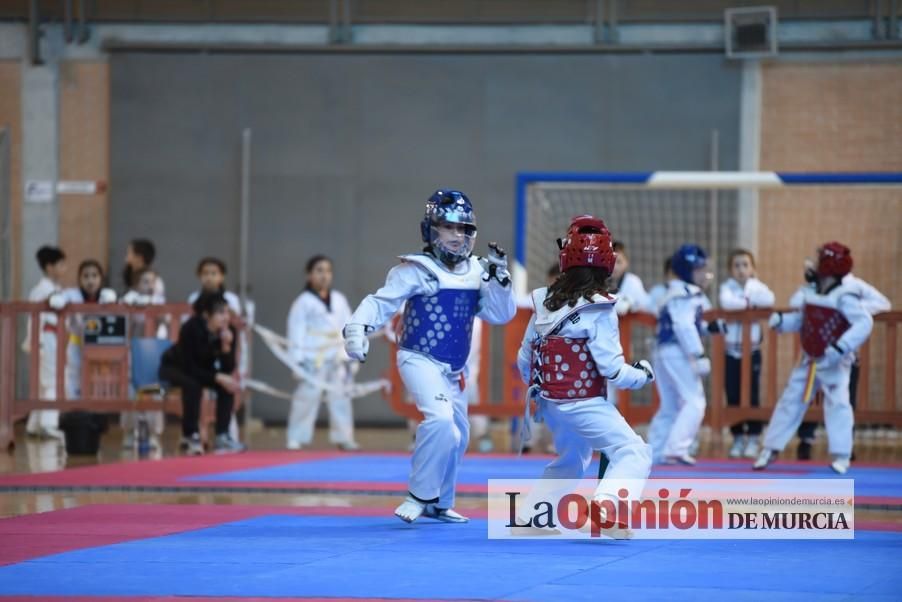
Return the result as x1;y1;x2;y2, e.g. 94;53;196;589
533;336;606;401
801;304;850;358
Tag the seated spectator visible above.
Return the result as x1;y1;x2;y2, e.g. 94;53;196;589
187;257;246;442
158;291;245;455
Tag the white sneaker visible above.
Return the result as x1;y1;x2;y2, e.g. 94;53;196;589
394;495;427;523
286;441;303;450
423;505;469;523
728;436;746;458
40;426;66;441
337;441;361;452
180;434;204;456
664;454;696;466
753;448;776;470
477;436;494;453
830;456;851;475
743;438;760;459
586;500;634;539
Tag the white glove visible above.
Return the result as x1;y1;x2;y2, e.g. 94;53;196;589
615;299;632;316
48;293;68;310
768;312;782;330
817;343;846;369
479;243;511;286
693;355;711;377
633;359;655;383
99;288;117;304
343;323;370;362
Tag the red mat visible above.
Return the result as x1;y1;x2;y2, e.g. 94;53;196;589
0;451;527;494
0;451;336;490
1;503;457;567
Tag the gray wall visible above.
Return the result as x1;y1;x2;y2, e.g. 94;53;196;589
109;51;741;424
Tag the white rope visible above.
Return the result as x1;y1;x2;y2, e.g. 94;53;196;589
253;323;390;400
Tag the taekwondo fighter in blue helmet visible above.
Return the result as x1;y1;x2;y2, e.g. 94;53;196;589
344;189;516;523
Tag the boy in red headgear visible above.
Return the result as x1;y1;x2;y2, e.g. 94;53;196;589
754;242;874;474
515;215;655;535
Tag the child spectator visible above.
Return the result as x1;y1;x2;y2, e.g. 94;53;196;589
23;246;67;440
718;249;775;459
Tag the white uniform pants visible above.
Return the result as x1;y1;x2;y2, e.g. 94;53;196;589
763;358;854;457
648;344;706;460
399;353;469;509
26;337;59;433
540;397;652;500
287;361;354;446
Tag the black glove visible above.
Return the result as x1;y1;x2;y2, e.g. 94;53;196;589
480;243;511;287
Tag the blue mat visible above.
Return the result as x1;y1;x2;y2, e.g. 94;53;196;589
0;515;899;600
184;455;902;499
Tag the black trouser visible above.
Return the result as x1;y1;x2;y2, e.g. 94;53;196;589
797;358;860;442
159;364;233;438
725;350;763;436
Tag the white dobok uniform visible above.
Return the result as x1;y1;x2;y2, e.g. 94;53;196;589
517;288;652;501
287;288;355;447
719;277;775;358
348;253;515;508
763;282;874;457
23;277;62;434
647;279;712;461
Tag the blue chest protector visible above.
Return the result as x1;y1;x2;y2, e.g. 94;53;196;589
399;289;480;371
657;300;704;345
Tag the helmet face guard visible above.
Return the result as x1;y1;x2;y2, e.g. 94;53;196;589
671;244;709;285
816;242;853;279
557;215;616;274
421;190;477;265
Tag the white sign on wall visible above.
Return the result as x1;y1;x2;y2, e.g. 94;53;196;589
25;180;54;203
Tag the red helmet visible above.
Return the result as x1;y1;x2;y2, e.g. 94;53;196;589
816;242;853;278
558;215;616;273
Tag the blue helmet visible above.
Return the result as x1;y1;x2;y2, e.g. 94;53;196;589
420;189;477;264
671;244;708;283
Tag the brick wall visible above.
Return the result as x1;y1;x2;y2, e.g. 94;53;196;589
0;62;22;298
757;60;902;408
58;61;110;289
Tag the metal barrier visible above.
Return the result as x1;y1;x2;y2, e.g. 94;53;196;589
0;302;248;450
384;308;902;434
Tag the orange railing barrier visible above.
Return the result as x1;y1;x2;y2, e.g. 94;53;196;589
383;308;902;435
0;302;248;450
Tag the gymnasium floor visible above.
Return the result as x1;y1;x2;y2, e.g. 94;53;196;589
1;423;900;601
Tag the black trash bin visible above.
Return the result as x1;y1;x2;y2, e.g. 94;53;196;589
59;411;108;455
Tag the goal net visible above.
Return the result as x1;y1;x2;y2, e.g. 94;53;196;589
513;171;902;410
